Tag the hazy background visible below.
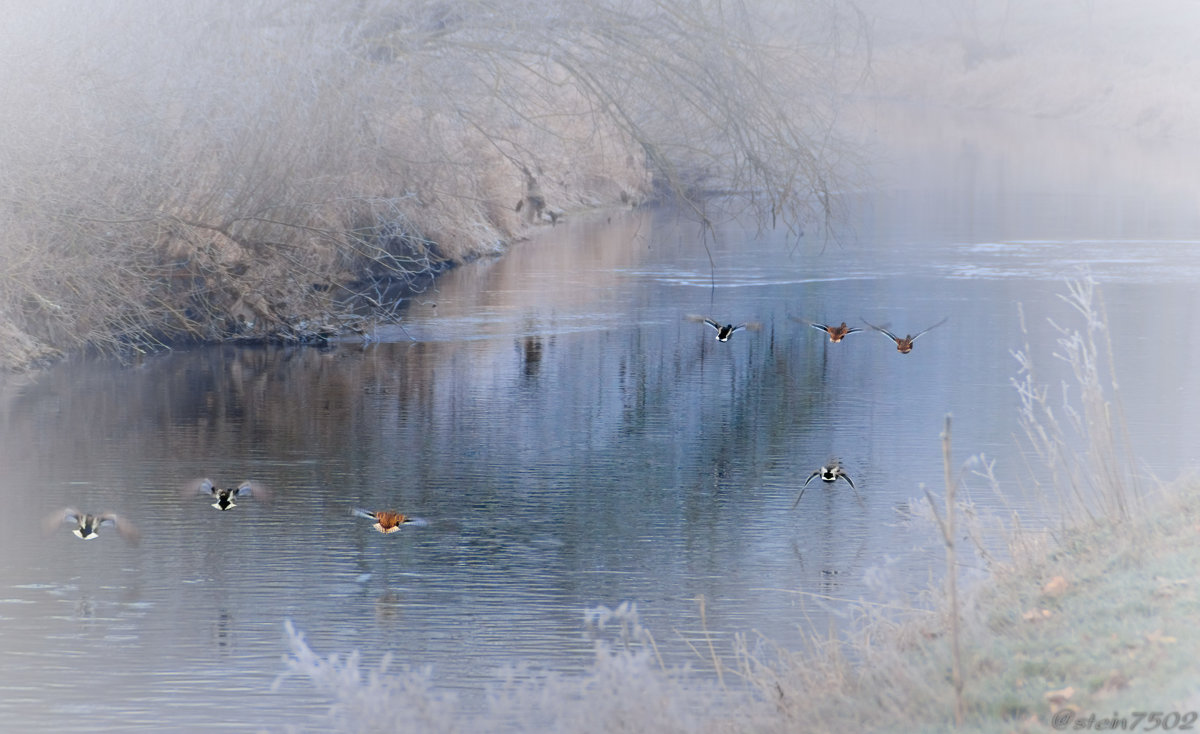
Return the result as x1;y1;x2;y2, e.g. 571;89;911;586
851;0;1200;139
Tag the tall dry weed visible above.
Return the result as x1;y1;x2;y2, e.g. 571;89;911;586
1011;276;1142;524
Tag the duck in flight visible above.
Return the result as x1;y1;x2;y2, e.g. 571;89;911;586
185;478;268;511
352;508;429;534
791;317;862;343
687;315;762;342
44;508;141;545
861;316;948;354
792;459;862;509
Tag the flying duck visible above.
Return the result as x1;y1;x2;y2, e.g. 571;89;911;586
44;508;141;545
352;508;429;534
861;316;948;354
792;459;859;509
792;317;862;342
688;315;762;342
185;478;268;510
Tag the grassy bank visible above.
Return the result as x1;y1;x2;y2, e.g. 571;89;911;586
0;0;854;371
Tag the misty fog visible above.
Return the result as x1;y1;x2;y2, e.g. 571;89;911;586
3;1;1200;732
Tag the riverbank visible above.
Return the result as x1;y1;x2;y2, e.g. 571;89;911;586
0;0;655;372
0;1;839;372
776;474;1200;732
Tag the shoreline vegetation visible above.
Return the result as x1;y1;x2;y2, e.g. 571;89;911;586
0;0;856;372
5;1;1197;373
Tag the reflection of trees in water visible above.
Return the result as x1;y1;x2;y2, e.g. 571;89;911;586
213;608;235;651
374;590;404;625
0;206;896;674
518;335;544;380
73;593;96;623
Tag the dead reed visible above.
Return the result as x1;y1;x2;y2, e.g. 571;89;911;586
926;414;966;726
1011;276;1143;524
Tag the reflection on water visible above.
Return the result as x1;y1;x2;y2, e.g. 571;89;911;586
3;109;1200;729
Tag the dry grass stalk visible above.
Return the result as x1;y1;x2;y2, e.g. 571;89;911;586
924;414;966;726
1011;276;1142;525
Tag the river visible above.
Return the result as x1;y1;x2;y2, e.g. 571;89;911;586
2;106;1200;730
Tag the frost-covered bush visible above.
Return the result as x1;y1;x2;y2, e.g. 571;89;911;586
276;603;760;734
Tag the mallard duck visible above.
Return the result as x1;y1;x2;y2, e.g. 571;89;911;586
44;508;141;545
792;459;858;509
352;508;429;534
185;478;268;511
687;315;762;342
861;316;948;354
792;317;862;342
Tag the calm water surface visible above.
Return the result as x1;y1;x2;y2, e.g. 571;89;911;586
3;109;1200;730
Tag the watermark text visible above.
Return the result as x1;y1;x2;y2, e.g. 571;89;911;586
1051;711;1198;731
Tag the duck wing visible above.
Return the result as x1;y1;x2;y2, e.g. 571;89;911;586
98;512;141;546
183;478;216;498
42;507;82;534
909;316;949;342
234;480;270;501
861;319;900;343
